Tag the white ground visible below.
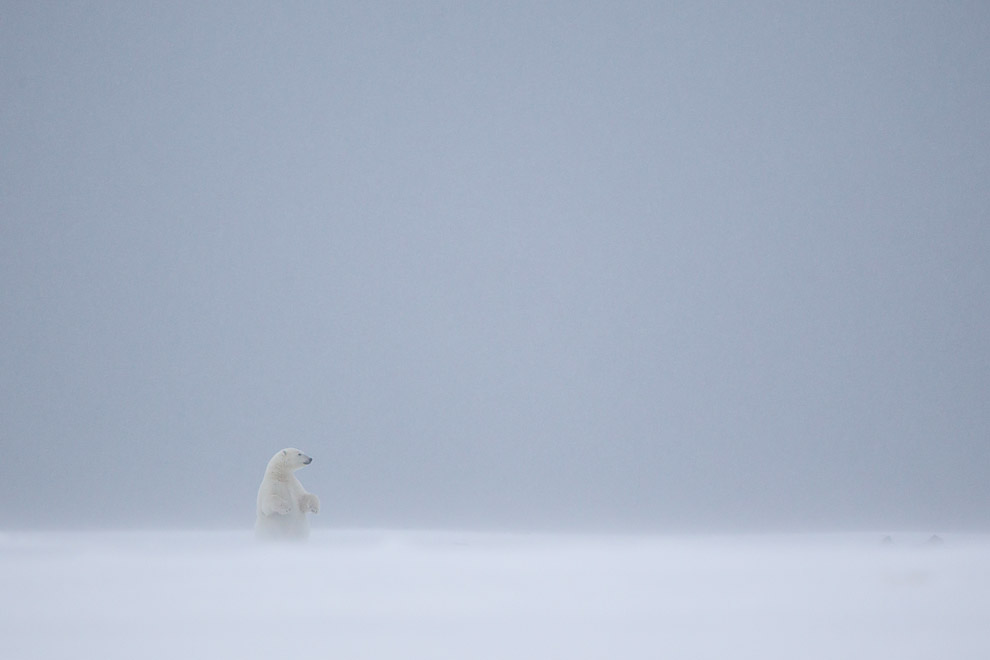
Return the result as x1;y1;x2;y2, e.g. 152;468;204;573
1;529;986;659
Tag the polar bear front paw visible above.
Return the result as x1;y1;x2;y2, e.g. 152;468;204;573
299;493;320;514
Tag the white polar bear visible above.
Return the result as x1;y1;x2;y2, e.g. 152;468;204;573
255;448;320;541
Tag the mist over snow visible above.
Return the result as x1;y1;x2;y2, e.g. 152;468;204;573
2;529;988;660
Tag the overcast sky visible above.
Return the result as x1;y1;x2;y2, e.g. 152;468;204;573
2;1;988;531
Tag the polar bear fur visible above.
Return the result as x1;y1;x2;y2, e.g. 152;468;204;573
255;448;320;541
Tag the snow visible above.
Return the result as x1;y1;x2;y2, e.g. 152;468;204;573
1;529;987;659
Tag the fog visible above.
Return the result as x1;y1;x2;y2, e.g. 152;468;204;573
2;2;989;532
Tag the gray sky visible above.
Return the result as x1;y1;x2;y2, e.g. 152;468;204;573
2;1;988;531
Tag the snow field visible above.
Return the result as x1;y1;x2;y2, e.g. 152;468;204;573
1;530;986;659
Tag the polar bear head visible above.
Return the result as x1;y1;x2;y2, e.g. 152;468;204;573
268;448;313;473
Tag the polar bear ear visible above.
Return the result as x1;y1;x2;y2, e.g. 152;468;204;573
281;450;287;456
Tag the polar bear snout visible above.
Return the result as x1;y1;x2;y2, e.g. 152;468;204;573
303;456;312;465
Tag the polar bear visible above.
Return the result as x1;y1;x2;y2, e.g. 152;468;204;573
255;448;320;541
